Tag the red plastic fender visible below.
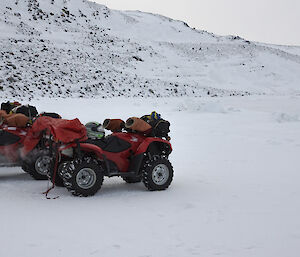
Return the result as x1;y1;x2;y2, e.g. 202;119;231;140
135;137;172;156
79;143;105;159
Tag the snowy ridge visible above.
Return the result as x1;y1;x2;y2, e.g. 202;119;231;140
0;0;300;99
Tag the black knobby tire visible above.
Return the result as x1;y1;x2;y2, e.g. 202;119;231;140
62;157;104;197
21;150;52;180
47;161;65;187
48;156;73;187
122;176;142;184
142;156;174;191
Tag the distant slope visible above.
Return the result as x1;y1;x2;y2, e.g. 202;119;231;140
0;0;299;99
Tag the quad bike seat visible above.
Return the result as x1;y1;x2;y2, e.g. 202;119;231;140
85;135;131;153
85;138;107;149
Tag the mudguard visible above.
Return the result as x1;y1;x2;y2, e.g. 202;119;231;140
127;138;172;175
135;137;172;156
79;143;105;159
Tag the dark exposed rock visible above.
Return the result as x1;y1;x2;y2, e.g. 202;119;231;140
6;76;18;83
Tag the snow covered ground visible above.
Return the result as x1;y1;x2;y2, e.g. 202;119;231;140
1;95;300;257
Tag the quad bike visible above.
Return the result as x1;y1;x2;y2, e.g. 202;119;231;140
0;112;67;180
0;100;62;180
59;132;174;196
0;123;51;180
27;116;174;197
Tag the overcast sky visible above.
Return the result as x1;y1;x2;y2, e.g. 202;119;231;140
96;0;300;46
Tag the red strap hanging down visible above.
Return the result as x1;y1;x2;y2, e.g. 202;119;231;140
42;150;60;200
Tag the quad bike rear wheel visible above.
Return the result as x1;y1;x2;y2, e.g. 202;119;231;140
62;157;104;197
22;150;51;180
142;156;174;191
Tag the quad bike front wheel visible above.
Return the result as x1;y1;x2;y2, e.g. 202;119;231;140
142;156;174;191
62;157;104;197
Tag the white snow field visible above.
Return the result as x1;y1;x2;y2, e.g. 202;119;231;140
0;96;300;257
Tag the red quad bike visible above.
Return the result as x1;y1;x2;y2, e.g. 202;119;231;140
60;132;174;196
29;117;174;197
0;123;51;180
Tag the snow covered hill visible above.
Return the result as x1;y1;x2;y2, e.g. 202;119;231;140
1;2;300;256
0;0;299;99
